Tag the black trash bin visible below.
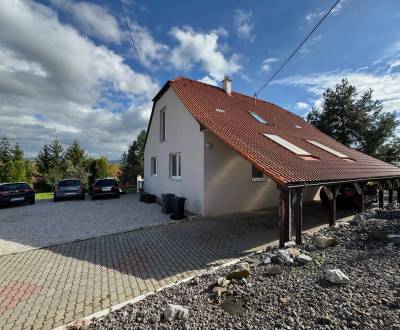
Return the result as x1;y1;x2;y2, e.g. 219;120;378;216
170;196;186;220
144;193;156;203
139;190;146;202
162;193;175;214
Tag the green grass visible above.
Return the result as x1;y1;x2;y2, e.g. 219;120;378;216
35;192;53;200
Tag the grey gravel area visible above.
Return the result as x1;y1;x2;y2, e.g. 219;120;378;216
87;206;400;330
0;194;169;255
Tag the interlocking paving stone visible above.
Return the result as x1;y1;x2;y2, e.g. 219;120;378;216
0;204;355;329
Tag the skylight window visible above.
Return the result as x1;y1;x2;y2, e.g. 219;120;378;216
249;111;268;124
263;134;311;155
216;108;225;113
306;140;348;158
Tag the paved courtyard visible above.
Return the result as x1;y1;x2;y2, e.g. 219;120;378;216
0;194;169;256
0;202;356;330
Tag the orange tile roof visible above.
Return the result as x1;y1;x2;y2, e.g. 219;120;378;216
152;77;400;186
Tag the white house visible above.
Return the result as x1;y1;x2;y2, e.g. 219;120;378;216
143;76;400;246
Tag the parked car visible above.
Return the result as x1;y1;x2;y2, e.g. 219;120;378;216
91;178;120;200
320;183;378;207
54;179;85;202
0;182;35;207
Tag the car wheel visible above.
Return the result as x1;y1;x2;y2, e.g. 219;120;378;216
116;194;120;199
29;199;35;205
92;195;96;201
81;194;86;200
53;196;58;202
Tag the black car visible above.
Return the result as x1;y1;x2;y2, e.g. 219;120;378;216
320;183;378;207
54;179;85;202
91;178;120;200
0;182;35;207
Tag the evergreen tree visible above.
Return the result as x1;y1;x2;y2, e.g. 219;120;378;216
24;160;36;184
48;138;65;172
0;137;12;164
11;160;27;182
95;157;109;179
64;140;90;186
1;161;15;182
307;79;400;164
12;143;24;161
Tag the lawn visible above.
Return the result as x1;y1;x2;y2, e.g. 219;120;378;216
35;192;53;200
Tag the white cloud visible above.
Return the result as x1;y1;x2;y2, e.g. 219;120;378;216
276;70;400;113
305;0;345;24
169;26;241;81
51;0;122;43
0;0;157;158
261;57;278;72
295;102;311;111
198;75;219;86
233;9;256;43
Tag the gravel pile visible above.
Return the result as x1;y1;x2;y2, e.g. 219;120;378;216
85;208;400;330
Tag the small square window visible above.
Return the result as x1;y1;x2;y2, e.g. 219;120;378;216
169;153;181;179
151;157;157;177
252;165;266;181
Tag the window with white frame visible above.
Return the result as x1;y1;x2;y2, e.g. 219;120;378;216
150;157;157;177
252;165;266;181
160;108;166;142
169;153;181;179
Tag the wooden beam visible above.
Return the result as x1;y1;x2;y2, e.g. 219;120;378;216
278;187;291;248
354;182;367;213
293;188;303;245
323;185;340;227
377;181;384;209
398;189;400;203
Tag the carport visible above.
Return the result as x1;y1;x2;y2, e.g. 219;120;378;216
279;176;400;247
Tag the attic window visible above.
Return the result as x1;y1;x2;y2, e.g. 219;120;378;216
216;108;225;113
306;140;348;158
263;134;311;156
249;111;268;124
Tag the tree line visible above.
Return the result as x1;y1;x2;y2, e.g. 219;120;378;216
0;130;146;191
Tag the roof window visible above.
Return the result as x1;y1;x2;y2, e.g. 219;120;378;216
306;140;348;158
216;108;225;113
294;125;302;129
249;111;268;124
263;134;310;156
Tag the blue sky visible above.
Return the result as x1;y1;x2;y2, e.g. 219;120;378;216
0;0;399;158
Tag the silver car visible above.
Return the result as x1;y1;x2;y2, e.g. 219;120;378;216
53;179;85;202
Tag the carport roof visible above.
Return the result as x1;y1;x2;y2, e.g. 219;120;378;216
151;77;400;187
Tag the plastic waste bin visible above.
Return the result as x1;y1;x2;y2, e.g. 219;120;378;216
162;193;175;214
170;196;186;220
144;193;156;203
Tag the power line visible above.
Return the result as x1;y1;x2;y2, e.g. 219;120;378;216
121;9;154;94
255;0;342;97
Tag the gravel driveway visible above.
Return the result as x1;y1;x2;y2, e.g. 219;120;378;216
0;194;169;255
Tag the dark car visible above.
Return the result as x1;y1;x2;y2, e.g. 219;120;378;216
54;179;85;202
320;183;378;207
0;182;35;207
91;178;120;200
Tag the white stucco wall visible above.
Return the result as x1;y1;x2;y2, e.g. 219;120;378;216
144;88;204;214
203;131;319;216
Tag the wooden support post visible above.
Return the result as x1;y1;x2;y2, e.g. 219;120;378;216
293;188;303;245
323;185;340;227
377;181;384;209
389;189;393;203
354;182;367;214
395;179;400;203
398;189;400;203
278;186;291;248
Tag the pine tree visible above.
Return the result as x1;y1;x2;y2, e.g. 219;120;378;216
95;157;109;179
307;79;400;164
0;137;12;164
12;143;24;161
48;138;65;172
1;161;15;182
11;160;27;182
64;140;90;186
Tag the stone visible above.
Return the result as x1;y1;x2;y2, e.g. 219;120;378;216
246;258;261;268
217;277;230;288
387;234;400;244
276;249;294;264
325;269;350;284
265;265;282;276
284;241;296;248
279;297;290;305
367;230;386;241
316;236;338;248
262;257;272;265
297;254;313;265
164;304;189;321
69;319;92;330
213;286;227;297
226;262;250;280
287;248;301;258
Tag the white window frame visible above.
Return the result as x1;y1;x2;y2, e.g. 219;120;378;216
160;107;166;142
150;156;158;177
306;140;348;158
169;153;181;180
263;134;311;156
251;165;266;182
249;111;268;124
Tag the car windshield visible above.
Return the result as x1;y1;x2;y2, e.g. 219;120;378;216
0;183;30;191
95;179;116;187
58;180;81;187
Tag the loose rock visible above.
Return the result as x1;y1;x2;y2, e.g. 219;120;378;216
164;304;189;321
226;262;250;280
316;236;338;248
325;269;350;284
297;254;312;265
